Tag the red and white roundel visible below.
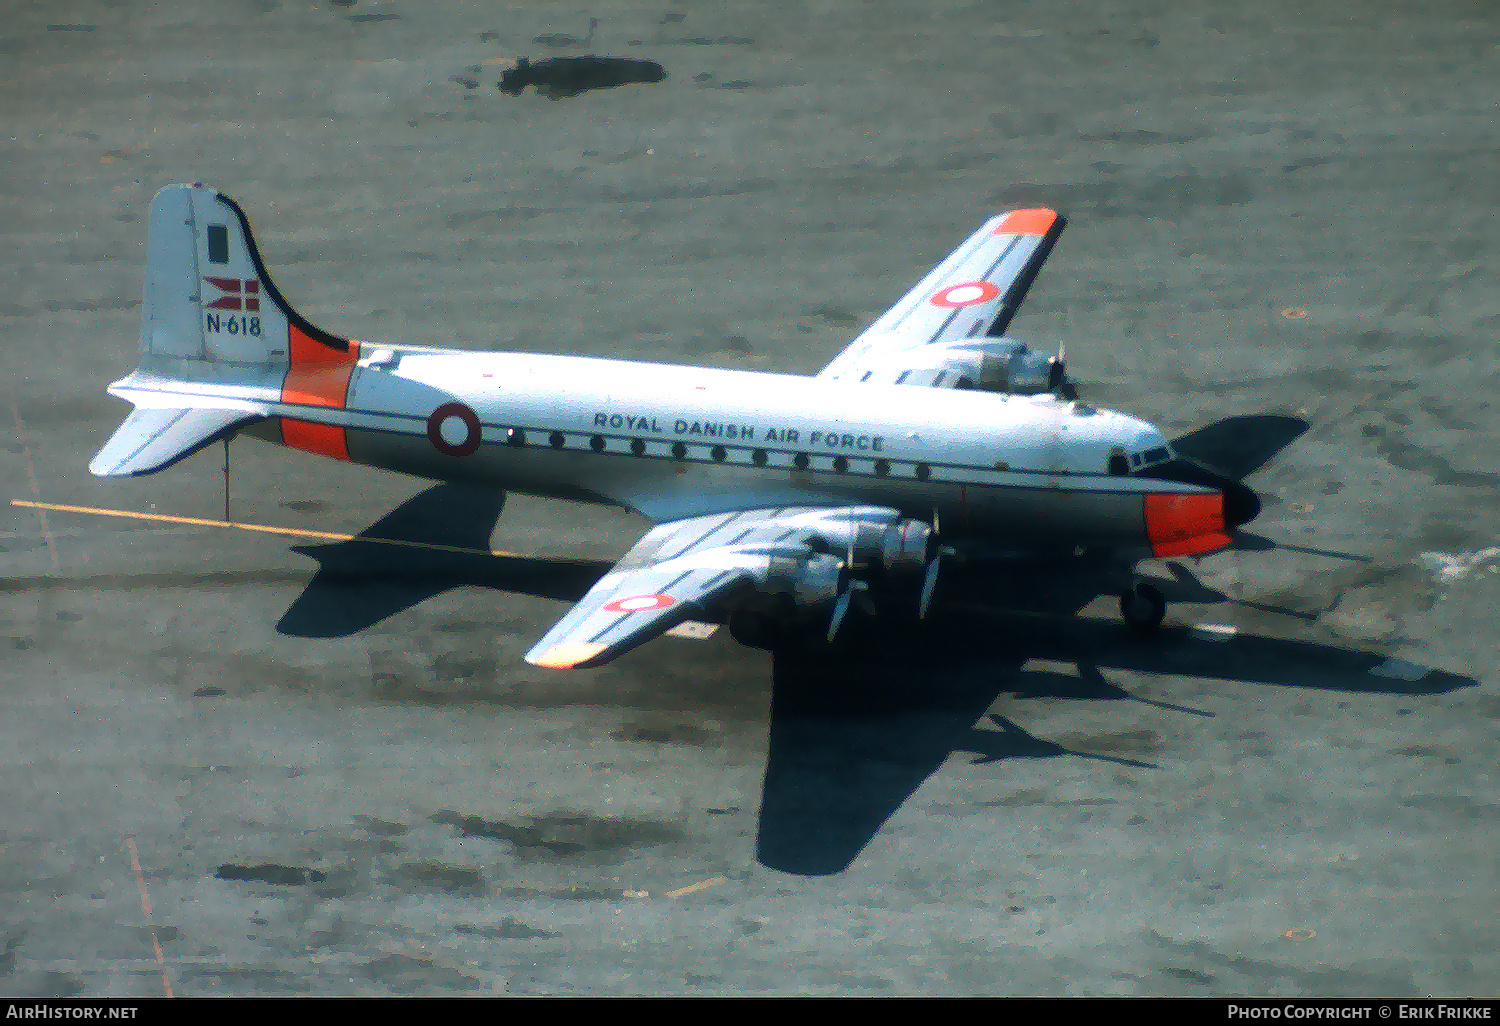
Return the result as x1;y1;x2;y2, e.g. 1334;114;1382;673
427;402;482;457
929;280;1000;308
603;593;677;613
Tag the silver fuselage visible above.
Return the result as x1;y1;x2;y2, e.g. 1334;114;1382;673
173;341;1198;548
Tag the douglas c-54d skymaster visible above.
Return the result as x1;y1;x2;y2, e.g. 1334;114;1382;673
91;185;1262;668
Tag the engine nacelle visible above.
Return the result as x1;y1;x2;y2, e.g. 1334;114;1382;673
856;337;1066;395
804;516;934;577
762;552;843;606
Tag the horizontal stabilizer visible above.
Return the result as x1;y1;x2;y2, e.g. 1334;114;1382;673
89;406;259;477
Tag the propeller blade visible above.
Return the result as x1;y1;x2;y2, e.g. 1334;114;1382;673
918;555;942;619
828;580;873;641
827;587;854;642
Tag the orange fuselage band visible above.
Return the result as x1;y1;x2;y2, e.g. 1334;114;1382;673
280;326;357;460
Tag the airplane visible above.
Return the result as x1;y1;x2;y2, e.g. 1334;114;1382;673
91;184;1263;669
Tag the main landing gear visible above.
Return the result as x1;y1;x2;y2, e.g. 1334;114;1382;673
1119;581;1166;631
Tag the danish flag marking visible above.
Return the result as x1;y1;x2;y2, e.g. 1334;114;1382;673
203;277;260;312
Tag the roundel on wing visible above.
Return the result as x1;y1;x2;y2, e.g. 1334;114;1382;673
427;402;482;457
603;593;677;613
929;280;1000;308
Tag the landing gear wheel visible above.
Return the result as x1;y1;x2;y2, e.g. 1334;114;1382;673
728;610;784;651
1120;582;1166;632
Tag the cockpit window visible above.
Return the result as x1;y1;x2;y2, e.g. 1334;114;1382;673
1143;446;1170;465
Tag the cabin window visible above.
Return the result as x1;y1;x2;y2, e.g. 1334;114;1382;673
833;456;848;474
507;428;526;447
793;452;809;471
630;438;646;456
874;459;890;476
752;449;768;467
550;432;565;450
915;463;930;481
1107;448;1129;475
590;435;605;453
711;445;726;462
672;442;687;460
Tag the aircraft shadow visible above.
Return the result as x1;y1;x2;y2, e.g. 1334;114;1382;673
1171;413;1310;480
755;569;1475;876
271;484;1476;879
275;484;607;638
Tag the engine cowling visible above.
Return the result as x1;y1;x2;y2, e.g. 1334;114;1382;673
855;337;1067;395
762;552;843;606
799;516;935;578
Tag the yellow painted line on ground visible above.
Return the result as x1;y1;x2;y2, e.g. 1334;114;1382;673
125;837;174;998
665;875;727;898
10;499;553;560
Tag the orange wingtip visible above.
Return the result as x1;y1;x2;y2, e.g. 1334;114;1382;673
528;642;607;669
993;208;1057;236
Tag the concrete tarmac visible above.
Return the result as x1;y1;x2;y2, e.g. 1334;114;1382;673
2;0;1497;997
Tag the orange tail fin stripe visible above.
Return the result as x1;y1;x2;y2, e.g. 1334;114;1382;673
282;326;357;409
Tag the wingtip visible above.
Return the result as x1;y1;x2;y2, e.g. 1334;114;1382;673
526;641;607;669
993;208;1060;236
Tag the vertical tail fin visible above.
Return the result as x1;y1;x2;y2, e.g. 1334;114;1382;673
137;184;350;381
92;185;359;477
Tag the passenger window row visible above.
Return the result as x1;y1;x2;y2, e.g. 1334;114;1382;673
500;426;933;481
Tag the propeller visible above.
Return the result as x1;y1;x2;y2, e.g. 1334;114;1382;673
827;579;872;642
826;533;877;642
918;508;956;619
1047;343;1080;400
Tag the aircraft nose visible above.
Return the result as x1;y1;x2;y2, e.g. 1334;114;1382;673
1138;459;1261;529
1223;478;1260;528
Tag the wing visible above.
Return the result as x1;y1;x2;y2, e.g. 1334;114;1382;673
818;208;1065;382
525;505;898;669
